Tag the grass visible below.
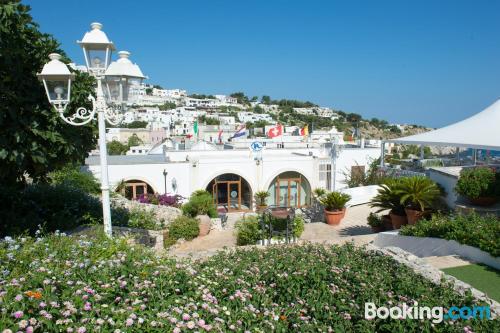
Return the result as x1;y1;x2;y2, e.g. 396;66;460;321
442;264;500;302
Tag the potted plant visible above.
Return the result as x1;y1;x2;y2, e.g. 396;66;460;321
398;176;440;225
367;212;384;233
455;167;500;206
319;191;351;225
370;179;407;229
254;191;270;212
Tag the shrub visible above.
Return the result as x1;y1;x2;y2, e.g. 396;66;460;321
292;216;305;237
182;190;217;218
235;215;262;245
455;167;500;199
313;188;327;198
136;193;182;207
0;236;498;332
400;213;500;257
398;176;441;211
164;215;199;247
49;165;101;194
0;183;103;237
127;208;164;230
367;212;384;227
370;178;406;215
319;191;351;211
254;191;270;206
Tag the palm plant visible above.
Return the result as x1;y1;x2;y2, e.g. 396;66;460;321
319;191;351;211
369;178;405;215
398;176;440;211
254;191;270;206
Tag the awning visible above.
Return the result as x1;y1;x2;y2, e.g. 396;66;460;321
387;99;500;150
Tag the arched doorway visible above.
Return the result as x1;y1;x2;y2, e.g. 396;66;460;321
117;179;155;199
268;171;311;208
206;174;252;211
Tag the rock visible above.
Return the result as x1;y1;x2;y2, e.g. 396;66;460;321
197;214;211;237
111;195;182;227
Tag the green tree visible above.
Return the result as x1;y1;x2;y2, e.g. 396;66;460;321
0;1;97;186
127;134;143;147
230;92;249;105
158;102;176;110
125;120;148;128
261;95;271;104
145;87;153;95
107;140;129;155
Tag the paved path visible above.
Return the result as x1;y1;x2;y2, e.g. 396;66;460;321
423;255;474;269
169;205;379;258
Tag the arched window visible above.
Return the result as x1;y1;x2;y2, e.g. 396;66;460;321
268;172;311;208
117;179;155;199
206;173;252;211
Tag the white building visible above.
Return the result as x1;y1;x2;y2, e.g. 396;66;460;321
86;144;381;210
238;112;273;123
186;98;218;109
214;94;238;106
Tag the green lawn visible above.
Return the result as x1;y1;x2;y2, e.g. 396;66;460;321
443;264;500;302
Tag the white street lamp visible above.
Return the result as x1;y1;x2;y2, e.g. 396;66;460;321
37;22;146;237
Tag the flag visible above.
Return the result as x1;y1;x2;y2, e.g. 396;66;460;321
231;124;246;139
193;120;198;134
300;125;309;136
217;129;223;143
267;124;283;138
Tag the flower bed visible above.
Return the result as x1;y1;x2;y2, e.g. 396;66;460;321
400;213;500;257
0;233;498;332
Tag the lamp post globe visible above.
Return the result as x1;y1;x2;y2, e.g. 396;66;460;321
37;53;75;112
77;22;115;76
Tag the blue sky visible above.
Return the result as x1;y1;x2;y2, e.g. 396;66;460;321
26;0;500;127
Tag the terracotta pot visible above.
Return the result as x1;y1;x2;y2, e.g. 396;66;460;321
324;208;346;226
468;196;498;207
382;215;393;231
389;211;407;229
405;208;427;225
256;205;268;213
196;214;211;237
371;225;384;233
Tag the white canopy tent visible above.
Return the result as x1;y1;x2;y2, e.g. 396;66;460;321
386;99;500;150
380;99;500;166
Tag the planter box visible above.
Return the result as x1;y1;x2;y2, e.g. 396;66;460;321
374;231;500;270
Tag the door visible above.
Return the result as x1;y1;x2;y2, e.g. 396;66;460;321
275;177;302;208
228;181;241;210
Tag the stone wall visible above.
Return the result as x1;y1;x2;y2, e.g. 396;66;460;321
111;195;182;227
113;226;165;252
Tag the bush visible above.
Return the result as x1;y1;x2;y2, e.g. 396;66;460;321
181;190;217;218
49;165;101;194
367;212;384;227
455;167;500;199
0;236;497;332
400;213;500;257
164;215;199;247
398;176;441;211
235;215;262;245
136;193;182;207
235;215;305;245
126;208;164;230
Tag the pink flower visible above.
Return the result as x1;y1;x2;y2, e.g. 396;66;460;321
173;328;181;333
125;318;134;327
77;327;86;333
14;294;22;301
187;321;195;329
83;302;91;311
182;313;191;321
13;311;23;319
26;327;34;333
39;302;46;308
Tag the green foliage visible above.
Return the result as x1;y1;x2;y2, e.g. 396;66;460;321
2;237;498;331
401;214;500;257
367;212;384;227
164;215;199;246
0;2;96;186
189;93;216;99
343;158;388;188
455;167;500;199
127;133;143;147
0;183;102;237
48;165;100;194
398;176;441;211
229;91;249;105
127;207;164;230
106;140;129;155
235;215;306;245
158;102;177;110
123;120;148;128
181;190;217;218
254;190;270;206
370;178;406;215
199;115;221;125
319;191;351;211
235;215;262;246
313;188;327;198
